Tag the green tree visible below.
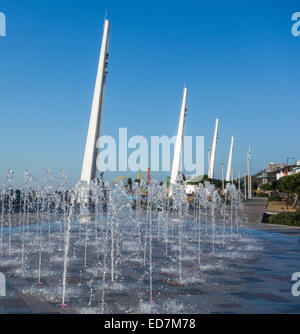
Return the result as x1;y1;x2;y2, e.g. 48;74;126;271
277;173;300;209
260;183;272;191
271;180;277;190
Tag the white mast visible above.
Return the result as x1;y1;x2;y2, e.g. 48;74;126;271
208;118;219;179
170;87;188;186
247;147;252;199
221;163;225;191
208;148;211;175
81;19;110;183
244;174;247;200
225;136;234;182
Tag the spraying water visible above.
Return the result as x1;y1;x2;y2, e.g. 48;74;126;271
0;169;249;313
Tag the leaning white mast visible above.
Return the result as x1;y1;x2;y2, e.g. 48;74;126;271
81;18;110;183
247;147;252;199
226;136;234;182
170;87;188;186
208;118;219;179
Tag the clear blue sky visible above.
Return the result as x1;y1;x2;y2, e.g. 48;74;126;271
0;0;299;186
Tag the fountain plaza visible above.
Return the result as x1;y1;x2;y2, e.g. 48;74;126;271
0;170;299;314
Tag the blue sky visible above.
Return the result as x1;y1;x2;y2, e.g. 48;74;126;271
0;0;299;186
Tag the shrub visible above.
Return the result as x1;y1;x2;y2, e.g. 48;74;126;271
257;192;268;197
260;183;272;191
268;212;300;227
268;194;281;202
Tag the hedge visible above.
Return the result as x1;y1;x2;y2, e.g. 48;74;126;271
268;194;281;202
268;212;300;227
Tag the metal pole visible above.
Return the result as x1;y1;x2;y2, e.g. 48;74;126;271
221;163;225;192
244;174;247;200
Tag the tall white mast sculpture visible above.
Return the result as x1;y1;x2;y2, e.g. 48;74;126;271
170;87;188;187
247;147;252;199
226;136;234;182
208;118;219;179
81;19;110;183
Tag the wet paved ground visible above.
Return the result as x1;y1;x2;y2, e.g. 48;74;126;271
1;198;300;314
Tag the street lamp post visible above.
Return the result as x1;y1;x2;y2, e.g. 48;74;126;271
244;174;247;200
287;157;295;166
286;157;295;175
221;163;225;192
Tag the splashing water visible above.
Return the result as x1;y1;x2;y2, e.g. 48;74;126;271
0;169;254;314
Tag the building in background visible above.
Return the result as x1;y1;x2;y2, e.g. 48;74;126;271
276;163;300;180
268;162;286;173
256;169;277;186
